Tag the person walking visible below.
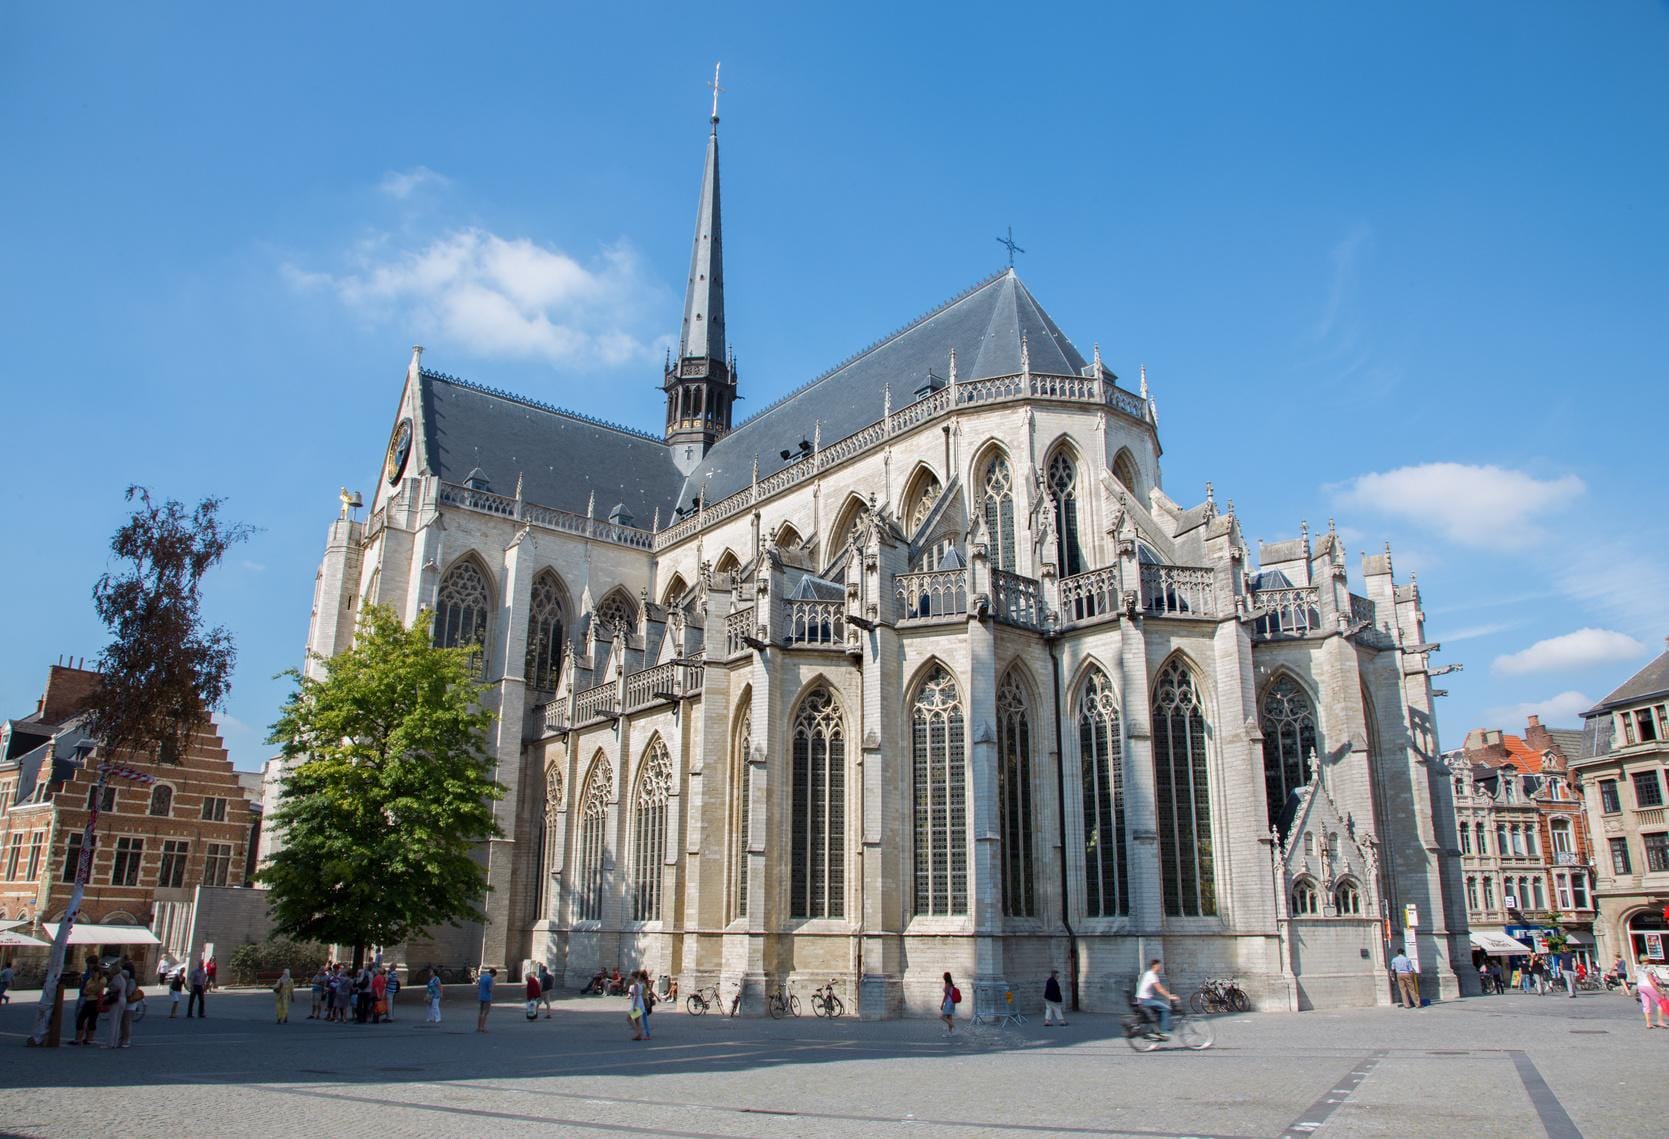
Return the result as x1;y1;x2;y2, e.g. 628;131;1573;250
641;971;656;1039
71;956;105;1046
627;970;651;1041
1042;969;1067;1025
1561;950;1577;999
168;964;184;1017
537;963;554;1018
425;970;442;1024
1634;965;1667;1029
273;968;294;1024
1390;950;1419;1009
1529;954;1547;996
940;972;959;1034
476;967;496;1033
1489;960;1505;995
186;958;207;1018
0;959;13;1004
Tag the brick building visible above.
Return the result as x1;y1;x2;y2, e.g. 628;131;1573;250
1446;716;1596;961
0;663;257;973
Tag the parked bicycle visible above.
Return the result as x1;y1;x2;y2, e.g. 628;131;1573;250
1187;977;1250;1014
767;984;801;1019
685;983;724;1016
810;980;845;1018
1122;993;1212;1052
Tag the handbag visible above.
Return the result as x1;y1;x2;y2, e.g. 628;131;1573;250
525;999;538;1020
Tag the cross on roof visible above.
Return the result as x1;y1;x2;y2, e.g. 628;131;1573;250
708;62;726;124
996;225;1025;267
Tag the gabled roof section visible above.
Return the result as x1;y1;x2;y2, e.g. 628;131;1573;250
417;369;685;525
677;269;1089;505
1587;646;1669;716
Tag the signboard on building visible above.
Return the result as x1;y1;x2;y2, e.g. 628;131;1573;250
1404;904;1419;928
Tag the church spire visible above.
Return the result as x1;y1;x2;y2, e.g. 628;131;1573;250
665;63;734;470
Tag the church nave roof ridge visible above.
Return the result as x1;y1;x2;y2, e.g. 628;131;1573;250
419;366;665;444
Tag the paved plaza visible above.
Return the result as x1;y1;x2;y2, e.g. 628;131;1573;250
0;984;1657;1137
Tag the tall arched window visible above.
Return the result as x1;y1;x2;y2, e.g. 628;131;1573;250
1112;448;1140;495
631;740;673;922
1154;658;1216;917
904;469;942;536
1335;878;1362;915
996;673;1035;918
1046;449;1085;576
538;767;562;920
980;453;1017;572
575;757;612;922
1260;676;1318;833
148;785;173;817
791;687;846;918
525;571;566;692
435;559;492;671
730;702;753;920
912;665;967;916
661;574;689;608
1079;668;1128;917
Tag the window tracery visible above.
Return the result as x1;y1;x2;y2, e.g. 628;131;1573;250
731;703;753;920
435;560;491;672
525;571;565;692
996;673;1035;918
980;454;1017;572
791;687;846;918
632;740;672;922
575;757;612;922
1292;878;1319;915
1261;677;1318;832
1153;658;1215;916
1046;450;1085;576
912;665;967;916
1079;668;1128;917
594;592;634;640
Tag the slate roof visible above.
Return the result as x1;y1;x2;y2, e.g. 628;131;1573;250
1585;646;1669;717
676;268;1089;506
417;372;686;525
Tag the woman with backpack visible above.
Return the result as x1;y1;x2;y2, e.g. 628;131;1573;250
941;972;959;1034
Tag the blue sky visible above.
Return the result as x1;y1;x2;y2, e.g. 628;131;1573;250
3;3;1666;770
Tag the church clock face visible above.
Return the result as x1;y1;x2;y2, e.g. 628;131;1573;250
384;418;413;486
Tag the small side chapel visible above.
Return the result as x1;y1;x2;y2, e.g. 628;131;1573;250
285;91;1475;1015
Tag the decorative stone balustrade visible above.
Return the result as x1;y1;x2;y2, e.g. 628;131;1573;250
543;700;569;733
436;482;655;549
1059;565;1122;627
573;681;619;724
624;661;678;710
362;505;387;544
992;570;1044;630
896;568;968;622
1139;564;1216;618
1250;586;1321;638
785;599;845;647
725;606;757;656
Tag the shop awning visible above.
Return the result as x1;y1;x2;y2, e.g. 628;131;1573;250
0;928;51;948
1471;930;1533;956
1564;932;1592;946
0;918;25;932
38;922;161;946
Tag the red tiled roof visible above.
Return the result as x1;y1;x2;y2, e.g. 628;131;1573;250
1495;734;1544;773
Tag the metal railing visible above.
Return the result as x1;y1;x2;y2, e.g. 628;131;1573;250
992;570;1044;629
896;568;968;621
1140;564;1216;618
1059;565;1122;626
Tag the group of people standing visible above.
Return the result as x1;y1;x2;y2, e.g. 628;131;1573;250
69;955;138;1047
305;962;401;1024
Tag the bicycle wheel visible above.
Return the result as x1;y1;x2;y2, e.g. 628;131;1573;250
830;995;845;1017
788;994;801;1017
1229;988;1250;1013
1178;1016;1213;1050
686;995;706;1016
1187;991;1207;1015
1125;1020;1162;1053
768;995;785;1019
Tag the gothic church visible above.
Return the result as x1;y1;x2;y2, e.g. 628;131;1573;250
295;96;1474;1015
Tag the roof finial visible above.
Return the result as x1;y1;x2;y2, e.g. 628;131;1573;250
1020;332;1031;380
948;347;957;386
408;345;424;383
883;382;892;420
1092;341;1104;378
707;61;724;126
1139;363;1149;400
996;225;1024;268
586;490;595;520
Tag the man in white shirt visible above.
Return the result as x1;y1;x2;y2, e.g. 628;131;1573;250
1136;958;1175;1037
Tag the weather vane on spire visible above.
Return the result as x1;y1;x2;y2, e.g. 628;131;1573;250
996;225;1025;268
708;62;726;124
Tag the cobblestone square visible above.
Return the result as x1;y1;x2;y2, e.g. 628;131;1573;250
1;985;1657;1136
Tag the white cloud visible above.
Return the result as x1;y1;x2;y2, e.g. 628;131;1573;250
1440;621;1521;644
1554;541;1669;637
1483;690;1595;727
1493;627;1647;676
285;229;669;368
1328;462;1585;549
379;166;449;199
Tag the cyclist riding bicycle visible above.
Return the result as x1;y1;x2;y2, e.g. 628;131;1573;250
1137;958;1176;1039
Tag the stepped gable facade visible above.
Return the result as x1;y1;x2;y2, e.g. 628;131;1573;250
288;95;1470;1015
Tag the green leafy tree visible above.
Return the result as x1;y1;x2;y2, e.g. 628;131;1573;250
260;605;505;968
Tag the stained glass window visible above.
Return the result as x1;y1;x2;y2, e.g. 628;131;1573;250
1261;676;1317;833
1079;669;1128;917
1047;450;1085;576
997;674;1035;917
981;455;1017;572
525;571;565;691
1154;658;1215;916
912;666;967;916
575;757;612;921
632;740;673;922
791;688;846;918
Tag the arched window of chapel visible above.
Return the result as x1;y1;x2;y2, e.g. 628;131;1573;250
1078;668;1129;917
593;590;636;641
902;468;943;539
729;699;753;920
1045;447;1086;576
996;672;1036;918
1153;658;1216;917
979;452;1017;572
435;558;492;674
524;570;566;693
631;739;673;923
1260;676;1318;834
574;756;612;922
1112;448;1141;496
911;665;968;916
791;686;846;918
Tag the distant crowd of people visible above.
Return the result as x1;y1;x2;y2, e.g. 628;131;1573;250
303;961;402;1024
